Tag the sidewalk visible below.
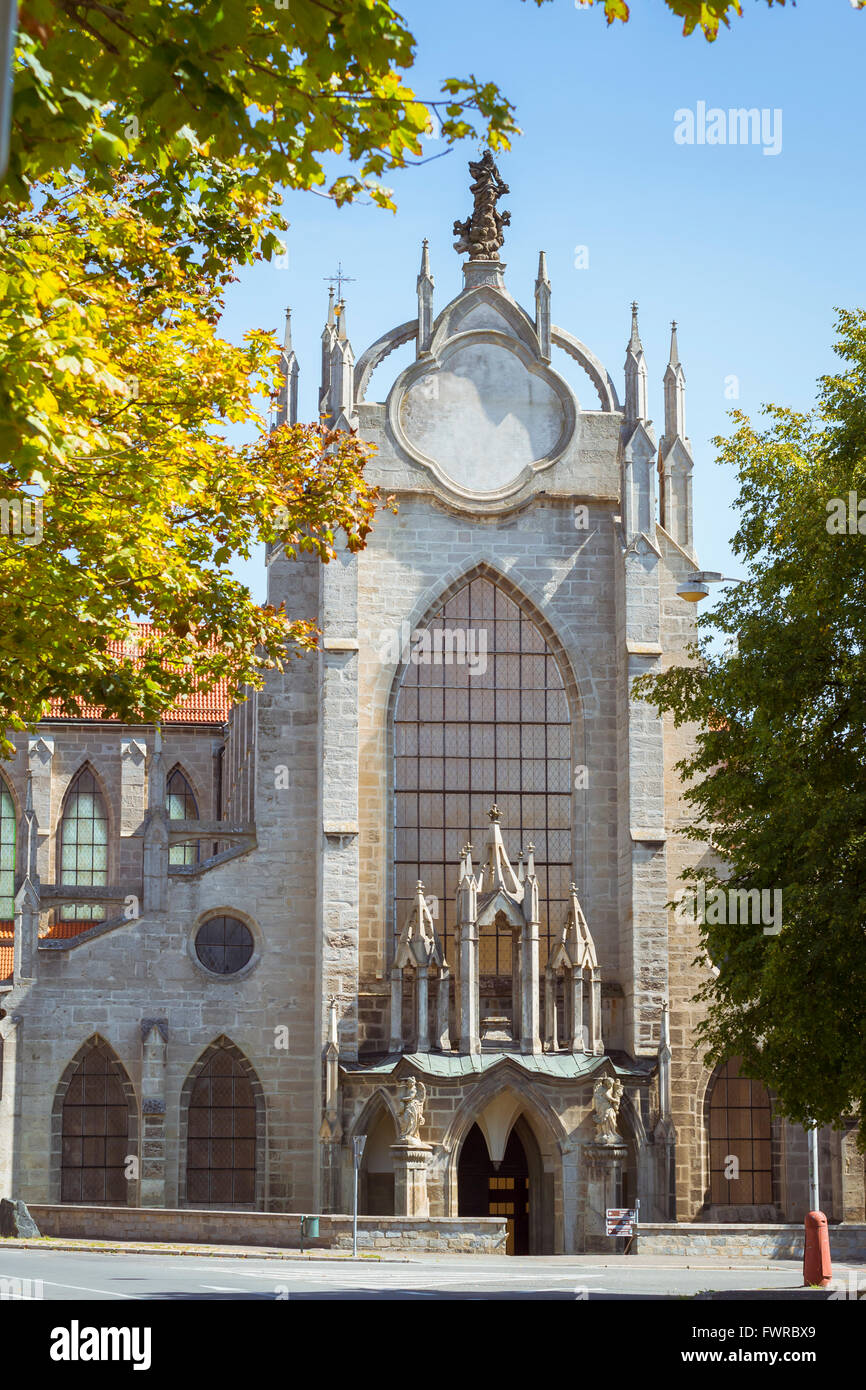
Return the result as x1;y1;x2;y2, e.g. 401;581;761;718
1;1235;864;1271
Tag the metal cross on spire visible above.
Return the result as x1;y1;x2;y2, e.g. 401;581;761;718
323;261;356;299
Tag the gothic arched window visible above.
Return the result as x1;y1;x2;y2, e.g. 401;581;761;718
166;766;199;867
59;768;108;922
708;1058;773;1205
60;1042;130;1204
186;1048;257;1205
394;575;572;965
0;776;15;922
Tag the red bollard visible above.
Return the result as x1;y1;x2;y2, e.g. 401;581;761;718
803;1210;832;1288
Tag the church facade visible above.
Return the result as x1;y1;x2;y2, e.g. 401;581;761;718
1;158;863;1253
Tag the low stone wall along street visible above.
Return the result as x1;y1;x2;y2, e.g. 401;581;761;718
634;1223;866;1261
27;1205;507;1254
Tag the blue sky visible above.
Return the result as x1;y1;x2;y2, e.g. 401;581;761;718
222;0;865;601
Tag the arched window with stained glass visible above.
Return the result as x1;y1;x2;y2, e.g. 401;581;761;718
0;776;16;923
59;768;108;923
166;766;200;866
393;574;573;969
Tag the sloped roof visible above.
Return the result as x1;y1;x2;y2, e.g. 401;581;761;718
44;625;232;725
0;917;102;981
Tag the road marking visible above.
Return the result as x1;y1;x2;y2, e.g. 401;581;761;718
201;1285;262;1293
212;1265;606;1283
33;1279;143;1299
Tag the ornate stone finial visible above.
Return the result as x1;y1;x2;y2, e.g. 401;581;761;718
629;300;641;348
453;150;511;261
669;319;680;366
488;803;501;823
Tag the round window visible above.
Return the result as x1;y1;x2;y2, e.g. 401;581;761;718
195;916;254;975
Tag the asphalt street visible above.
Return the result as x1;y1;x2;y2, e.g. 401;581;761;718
1;1247;861;1300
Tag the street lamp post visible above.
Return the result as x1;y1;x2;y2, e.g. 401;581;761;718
676;570;746;603
352;1134;366;1258
0;2;16;180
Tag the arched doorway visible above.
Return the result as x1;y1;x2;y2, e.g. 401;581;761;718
359;1105;397;1215
458;1122;530;1255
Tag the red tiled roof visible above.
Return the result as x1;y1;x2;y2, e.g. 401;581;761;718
0;917;105;980
40;920;103;940
0;920;11;980
44;625;232;725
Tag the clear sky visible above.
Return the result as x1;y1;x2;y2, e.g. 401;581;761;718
222;0;865;602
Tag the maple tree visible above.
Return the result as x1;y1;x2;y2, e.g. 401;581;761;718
1;2;519;736
0;173;388;752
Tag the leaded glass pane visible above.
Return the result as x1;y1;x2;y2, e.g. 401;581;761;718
166;767;199;867
60;769;107;922
394;577;572;964
0;779;15;920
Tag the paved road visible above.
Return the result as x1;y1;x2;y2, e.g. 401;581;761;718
1;1248;860;1300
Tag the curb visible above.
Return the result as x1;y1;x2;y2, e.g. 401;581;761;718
0;1238;389;1262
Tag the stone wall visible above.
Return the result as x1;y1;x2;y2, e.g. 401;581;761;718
634;1222;866;1261
28;1204;506;1254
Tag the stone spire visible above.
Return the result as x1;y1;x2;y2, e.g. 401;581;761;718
658;999;672;1122
658;319;695;553
13;770;40;981
417;238;434;357
478;804;523;900
142;726;168;913
394;881;443;970
319;285;337;420
276;307;299;429
663;320;686;444
453;150;511;262
329;299;356;433
624;300;649;424
535;251;551;362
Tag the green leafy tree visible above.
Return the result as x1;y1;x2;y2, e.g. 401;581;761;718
553;0;862;42
0;174;388;751
633;308;866;1143
10;1;519;214
2;2;520;736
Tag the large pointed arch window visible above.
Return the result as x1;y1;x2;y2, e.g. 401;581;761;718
166;766;199;867
394;575;572;964
708;1058;773;1205
0;776;15;922
59;768;108;922
60;1041;131;1204
186;1047;257;1205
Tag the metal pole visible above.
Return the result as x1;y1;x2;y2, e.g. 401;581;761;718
808;1125;820;1212
352;1134;366;1258
0;2;17;180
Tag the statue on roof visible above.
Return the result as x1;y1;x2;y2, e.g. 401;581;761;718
395;1076;427;1142
453;150;511;261
592;1075;624;1145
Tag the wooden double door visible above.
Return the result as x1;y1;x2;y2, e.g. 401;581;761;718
458;1123;530;1255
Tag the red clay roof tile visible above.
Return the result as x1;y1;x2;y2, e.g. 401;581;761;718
45;625;231;724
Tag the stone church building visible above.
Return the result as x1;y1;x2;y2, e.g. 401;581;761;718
1;157;863;1254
